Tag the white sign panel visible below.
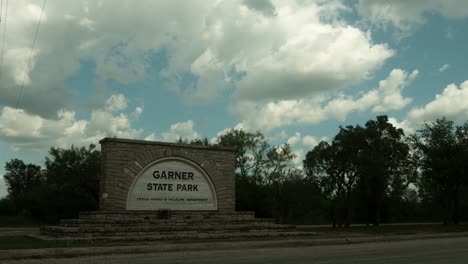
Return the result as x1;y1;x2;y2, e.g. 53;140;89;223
126;158;217;210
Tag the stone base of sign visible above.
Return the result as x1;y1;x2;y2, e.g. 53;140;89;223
40;211;304;241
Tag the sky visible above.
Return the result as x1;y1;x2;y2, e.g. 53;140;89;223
1;0;468;198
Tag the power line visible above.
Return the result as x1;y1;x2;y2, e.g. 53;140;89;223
15;0;47;109
0;0;8;78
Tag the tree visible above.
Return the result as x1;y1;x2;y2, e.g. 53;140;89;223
264;144;296;222
412;118;468;224
357;115;411;226
3;159;43;200
176;137;210;146
216;129;269;182
304;125;364;227
44;144;101;219
264;144;296;184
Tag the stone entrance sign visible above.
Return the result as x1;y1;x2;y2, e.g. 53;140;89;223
126;157;217;210
99;138;235;212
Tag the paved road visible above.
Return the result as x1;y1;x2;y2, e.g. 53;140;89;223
5;237;468;264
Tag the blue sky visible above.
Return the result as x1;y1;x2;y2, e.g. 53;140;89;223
1;0;468;197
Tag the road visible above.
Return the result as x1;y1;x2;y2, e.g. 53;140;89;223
4;237;468;264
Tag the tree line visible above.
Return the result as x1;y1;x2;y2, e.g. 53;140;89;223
1;115;468;226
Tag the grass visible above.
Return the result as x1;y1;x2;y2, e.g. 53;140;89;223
0;236;133;250
296;223;468;236
1;223;467;250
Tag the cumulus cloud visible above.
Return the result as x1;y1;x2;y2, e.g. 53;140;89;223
161;120;200;142
302;135;320;149
232;68;416;131
371;69;417;112
105;94;128;112
286;132;321;149
407;80;468;123
0;94;142;151
287;132;302;145
0;0;393;117
144;133;157;141
233;4;393;101
388;117;415;135
133;106;143;119
357;0;468;32
389;80;468;135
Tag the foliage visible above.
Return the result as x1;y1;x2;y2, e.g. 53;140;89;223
44;144;101;219
357;116;412;226
304;125;364;227
411;118;468;224
176;137;210;146
1;116;468;226
3;159;43;200
216;129;270;182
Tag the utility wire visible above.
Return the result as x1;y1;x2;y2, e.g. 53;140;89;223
0;0;8;79
15;0;47;109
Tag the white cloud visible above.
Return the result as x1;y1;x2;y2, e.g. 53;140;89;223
287;132;302;145
161;120;200;142
358;0;468;32
439;64;450;72
388;117;415;135
144;133;157;141
286;132;320;149
371;69;417;112
0;0;393;117
0;94;142;151
302;136;319;149
233;3;393;101
232;68;415;131
105;94;128;112
407;80;468;123
388;80;468;135
270;130;288;142
133;106;143;119
291;147;305;167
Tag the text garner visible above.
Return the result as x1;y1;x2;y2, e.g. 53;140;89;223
147;170;199;191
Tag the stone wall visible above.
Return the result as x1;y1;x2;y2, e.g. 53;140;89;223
99;138;236;212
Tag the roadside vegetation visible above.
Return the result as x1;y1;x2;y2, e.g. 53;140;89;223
2;223;468;250
1;115;468;227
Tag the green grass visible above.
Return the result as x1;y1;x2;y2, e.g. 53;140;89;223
0;235;135;250
296;223;468;236
1;224;467;250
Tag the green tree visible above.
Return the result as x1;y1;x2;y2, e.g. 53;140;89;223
44;144;101;219
358;115;411;226
176;137;210;146
216;129;269;182
304;125;364;227
3;159;43;200
215;129;270;215
264;144;296;184
412;118;468;224
264;144;296;222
